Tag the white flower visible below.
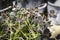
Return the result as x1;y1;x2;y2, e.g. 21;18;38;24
12;8;17;11
10;12;15;16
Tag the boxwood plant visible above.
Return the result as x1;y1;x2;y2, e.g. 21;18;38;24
0;8;41;40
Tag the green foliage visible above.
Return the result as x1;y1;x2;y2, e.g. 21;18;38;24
0;8;41;40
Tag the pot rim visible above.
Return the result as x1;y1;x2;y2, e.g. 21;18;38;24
48;2;60;7
0;6;12;12
38;3;47;9
26;3;47;10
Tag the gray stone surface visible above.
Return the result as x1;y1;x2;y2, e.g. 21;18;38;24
48;1;60;25
54;0;60;6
